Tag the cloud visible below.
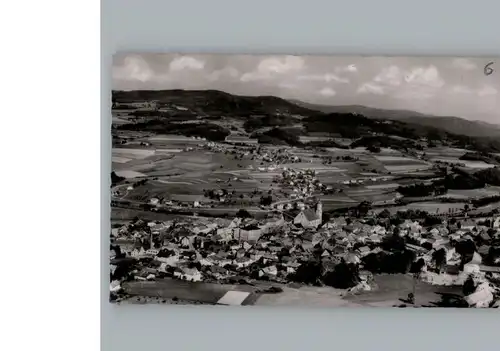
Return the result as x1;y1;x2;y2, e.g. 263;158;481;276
169;56;205;71
335;64;357;73
478;85;498;97
113;55;154;82
374;65;403;86
279;82;298;90
450;85;474;94
452;58;477;71
241;55;305;82
357;82;385;95
404;66;444;88
395;88;435;100
258;55;305;74
207;66;239;81
374;65;444;89
297;73;349;84
319;87;336;97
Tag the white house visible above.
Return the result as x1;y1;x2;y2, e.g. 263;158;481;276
130;247;146;258
236;225;263;242
145;248;159;256
157;255;180;266
174;267;202;282
262;265;278;276
493;217;500;229
461;220;476;231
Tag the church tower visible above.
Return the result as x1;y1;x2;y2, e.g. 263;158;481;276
316;201;323;222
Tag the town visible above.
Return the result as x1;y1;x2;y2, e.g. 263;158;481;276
110;191;500;307
110;129;500;307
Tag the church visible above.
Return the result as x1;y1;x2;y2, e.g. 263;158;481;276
293;201;323;229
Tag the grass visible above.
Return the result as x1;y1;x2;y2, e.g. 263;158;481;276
374;155;418;162
441;188;500;200
344;274;462;307
385;164;432;173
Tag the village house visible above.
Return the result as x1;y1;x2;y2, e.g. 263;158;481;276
494;217;500;229
145;248;159;256
216;227;234;242
461;220;476;231
234;256;254;268
192;224;212;235
157;254;180;266
235;224;263;242
174;267;202;282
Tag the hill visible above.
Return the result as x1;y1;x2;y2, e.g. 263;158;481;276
290;100;500;138
113;89;500;153
113;89;318;118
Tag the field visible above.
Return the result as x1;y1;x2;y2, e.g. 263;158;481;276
375;201;467;215
372;154;432;174
111;128;498;224
440;187;500;200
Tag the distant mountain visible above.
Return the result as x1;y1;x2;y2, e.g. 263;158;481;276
289;100;500;138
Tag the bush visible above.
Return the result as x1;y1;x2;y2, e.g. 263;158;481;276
260;195;273;206
236;209;252;218
367;145;381;153
432;248;447;272
288;261;323;285
362;250;416;274
322;262;361;289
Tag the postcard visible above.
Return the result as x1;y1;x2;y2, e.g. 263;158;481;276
110;53;500;308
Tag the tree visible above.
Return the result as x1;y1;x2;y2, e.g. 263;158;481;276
357;201;372;217
111;171;125;186
322;262;361;289
260;195;273;206
367;145;381;153
463;275;476;296
379;209;391;218
381;231;405;252
432;248;447;273
288;261;323;285
236;209;252;218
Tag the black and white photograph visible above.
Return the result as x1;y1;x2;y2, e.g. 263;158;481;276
110;53;500;308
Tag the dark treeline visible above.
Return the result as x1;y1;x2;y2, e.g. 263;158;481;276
117;120;230;142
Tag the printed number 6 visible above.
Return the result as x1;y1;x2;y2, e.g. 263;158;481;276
484;62;494;76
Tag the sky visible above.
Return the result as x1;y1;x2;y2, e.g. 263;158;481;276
113;54;500;123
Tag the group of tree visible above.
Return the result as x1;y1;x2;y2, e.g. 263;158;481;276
397;182;446;197
362;249;416;274
117;120;231;142
288;259;361;289
254;127;303;147
259;195;273;206
432;167;500;190
111;171;125;186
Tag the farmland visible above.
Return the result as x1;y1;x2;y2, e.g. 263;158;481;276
112;129;498;220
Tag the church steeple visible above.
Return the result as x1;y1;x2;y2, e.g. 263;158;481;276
316;201;323;222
